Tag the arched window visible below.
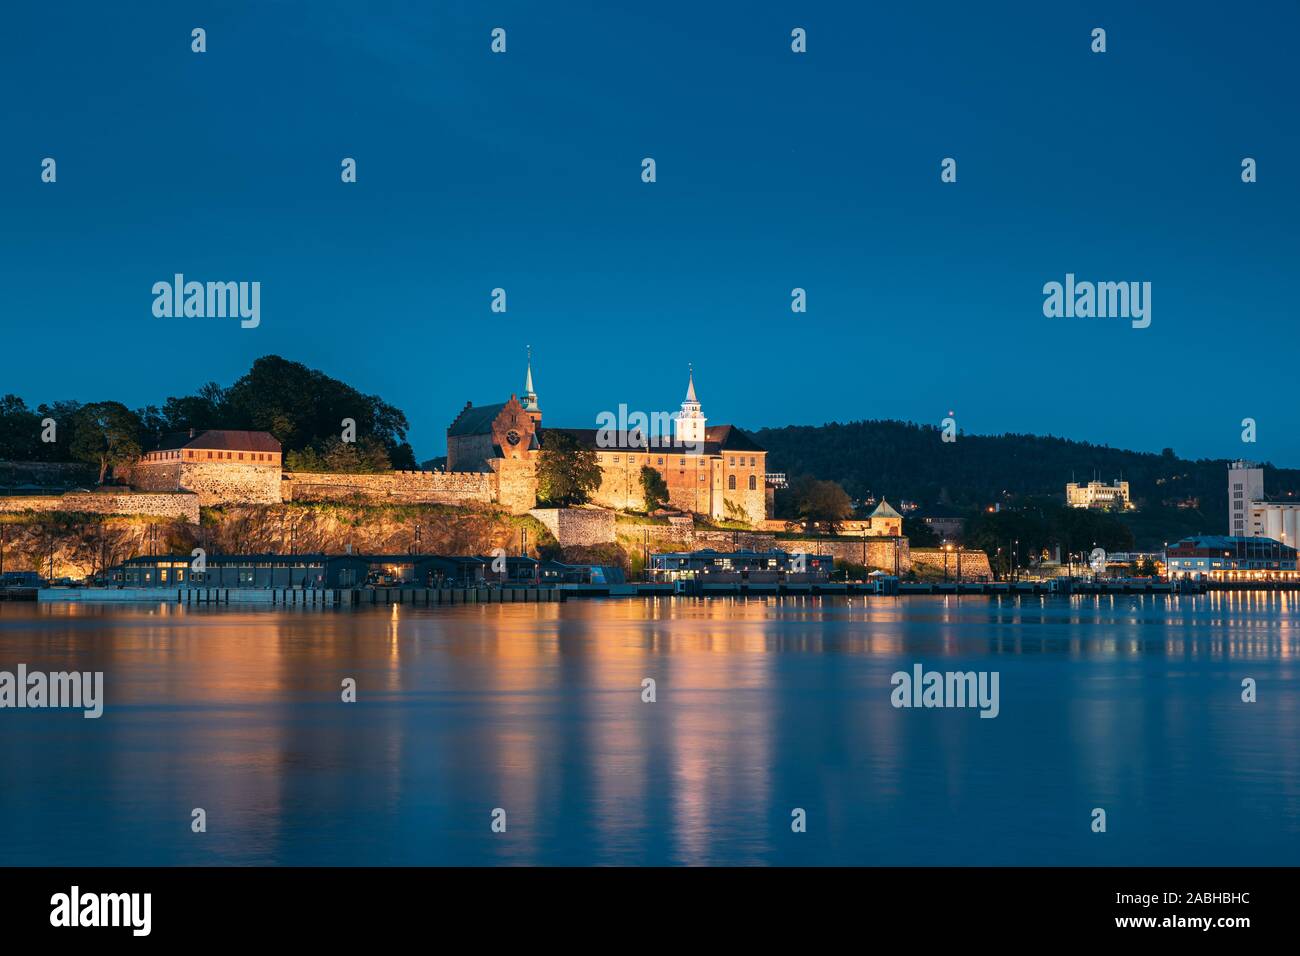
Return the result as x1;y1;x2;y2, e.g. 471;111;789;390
748;475;757;491
728;475;736;490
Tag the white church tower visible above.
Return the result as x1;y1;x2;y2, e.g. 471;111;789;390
675;366;706;448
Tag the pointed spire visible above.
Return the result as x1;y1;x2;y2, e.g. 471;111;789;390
675;363;706;447
521;346;541;418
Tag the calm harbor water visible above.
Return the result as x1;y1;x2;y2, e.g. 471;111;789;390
1;594;1298;866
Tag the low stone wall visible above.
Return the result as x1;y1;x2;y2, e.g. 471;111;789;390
530;508;616;546
776;536;912;573
909;548;993;581
282;470;495;507
621;518;773;551
0;491;200;523
694;529;776;551
0;495;63;513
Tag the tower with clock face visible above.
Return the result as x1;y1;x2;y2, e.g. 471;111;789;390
490;395;536;461
447;392;539;472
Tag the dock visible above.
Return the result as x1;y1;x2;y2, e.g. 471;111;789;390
21;577;1268;606
36;586;566;606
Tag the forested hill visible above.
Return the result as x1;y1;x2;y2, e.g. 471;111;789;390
0;355;417;472
753;420;1300;534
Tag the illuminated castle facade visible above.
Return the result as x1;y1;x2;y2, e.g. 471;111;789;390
447;359;772;525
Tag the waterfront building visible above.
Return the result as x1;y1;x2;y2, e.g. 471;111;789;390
544;561;625;585
1165;535;1298;580
649;548;832;583
105;552;625;589
0;571;45;588
1247;500;1300;547
1228;459;1265;536
1065;478;1133;510
1225;460;1300;543
358;555;487;587
110;553;368;588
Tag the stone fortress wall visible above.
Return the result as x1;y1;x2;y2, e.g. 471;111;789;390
281;470;496;507
530;507;617;547
128;460;281;505
0;491;200;524
280;463;537;515
908;548;993;580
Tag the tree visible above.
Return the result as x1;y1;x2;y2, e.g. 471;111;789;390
963;502;1134;573
0;395;43;460
640;465;670;512
287;437;391;473
1;396;85;463
753;420;1299;545
160;388;227;435
902;515;940;547
220;355;416;468
36;400;86;463
69;402;142;485
1;356;422;470
536;431;601;506
792;476;852;534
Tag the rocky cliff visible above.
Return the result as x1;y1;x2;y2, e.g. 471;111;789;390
0;503;557;580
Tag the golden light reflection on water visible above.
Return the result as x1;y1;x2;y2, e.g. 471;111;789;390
4;593;1300;865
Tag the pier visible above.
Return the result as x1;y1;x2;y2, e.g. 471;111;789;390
25;577;1285;606
36;586;566;606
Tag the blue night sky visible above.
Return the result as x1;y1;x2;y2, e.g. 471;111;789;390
2;1;1296;463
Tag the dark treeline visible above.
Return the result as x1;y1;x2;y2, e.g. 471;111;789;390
0;355;417;478
754;419;1300;539
963;498;1136;575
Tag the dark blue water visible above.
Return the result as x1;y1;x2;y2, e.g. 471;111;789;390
1;594;1298;865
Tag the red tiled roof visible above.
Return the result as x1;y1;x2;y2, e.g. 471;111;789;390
155;430;281;453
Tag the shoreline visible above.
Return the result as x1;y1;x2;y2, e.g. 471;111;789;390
14;578;1295;606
